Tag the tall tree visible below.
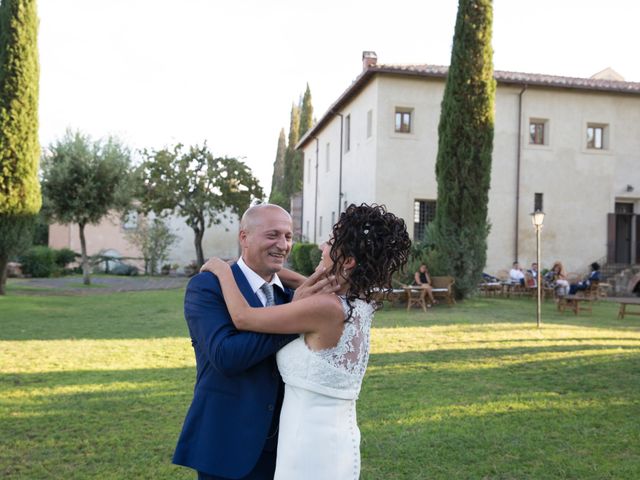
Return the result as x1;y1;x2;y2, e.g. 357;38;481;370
298;84;313;138
136;143;263;267
41;130;132;285
268;128;288;209
431;0;495;299
292;84;314;194
0;0;41;295
283;103;300;200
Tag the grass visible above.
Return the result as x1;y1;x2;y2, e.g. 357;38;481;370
1;284;639;479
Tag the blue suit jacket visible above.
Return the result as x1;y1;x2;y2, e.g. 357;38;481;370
173;264;296;478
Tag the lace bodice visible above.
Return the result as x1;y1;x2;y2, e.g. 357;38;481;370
276;297;375;400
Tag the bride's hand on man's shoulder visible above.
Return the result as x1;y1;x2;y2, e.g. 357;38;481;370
200;257;232;276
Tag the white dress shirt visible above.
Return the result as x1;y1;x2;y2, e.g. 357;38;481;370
236;257;285;307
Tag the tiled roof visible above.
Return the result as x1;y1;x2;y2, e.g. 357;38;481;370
297;64;640;149
373;63;640;93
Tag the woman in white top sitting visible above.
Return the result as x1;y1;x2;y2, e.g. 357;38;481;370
509;261;525;286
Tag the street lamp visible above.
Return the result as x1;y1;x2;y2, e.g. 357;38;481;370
531;210;545;328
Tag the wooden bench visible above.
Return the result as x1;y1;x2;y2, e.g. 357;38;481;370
371;288;406;309
478;281;503;296
431;276;456;306
615;297;640;320
557;294;594;315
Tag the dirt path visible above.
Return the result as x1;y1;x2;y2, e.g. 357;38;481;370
8;275;190;295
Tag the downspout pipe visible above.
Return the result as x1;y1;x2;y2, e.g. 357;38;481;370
333;111;344;215
313;137;319;244
515;85;527;261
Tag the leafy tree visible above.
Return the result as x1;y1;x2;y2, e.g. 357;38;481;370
40;130;132;285
268;128;288;209
125;216;177;275
0;0;40;295
431;0;495;299
136;143;263;268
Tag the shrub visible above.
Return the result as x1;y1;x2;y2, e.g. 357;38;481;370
54;248;78;268
19;246;58;278
309;248;322;271
290;243;319;276
396;240;449;286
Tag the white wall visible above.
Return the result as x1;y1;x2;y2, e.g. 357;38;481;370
302;73;640;275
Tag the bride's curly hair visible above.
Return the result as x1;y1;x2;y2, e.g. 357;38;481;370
328;203;411;308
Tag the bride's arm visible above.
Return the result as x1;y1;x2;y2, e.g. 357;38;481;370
207;258;344;334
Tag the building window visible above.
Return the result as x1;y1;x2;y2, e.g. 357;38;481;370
366;109;373;138
587;123;607;149
345;114;351;152
395;108;412;133
318;216;323;238
307;156;311;183
529;119;546;145
413;200;436;242
122;210;138;230
325;143;330;172
306;221;309;239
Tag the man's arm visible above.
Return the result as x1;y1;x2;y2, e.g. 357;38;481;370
278;267;307;290
185;273;295;376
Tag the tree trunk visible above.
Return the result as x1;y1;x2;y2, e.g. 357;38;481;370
0;254;8;296
194;226;205;268
79;222;91;285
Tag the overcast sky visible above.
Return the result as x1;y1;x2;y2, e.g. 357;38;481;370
38;0;640;194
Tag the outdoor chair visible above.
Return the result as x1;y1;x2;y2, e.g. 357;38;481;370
431;276;456;306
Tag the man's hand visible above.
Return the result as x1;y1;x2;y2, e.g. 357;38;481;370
292;267;340;302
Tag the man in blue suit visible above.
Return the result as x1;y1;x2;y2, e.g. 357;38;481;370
173;204;298;479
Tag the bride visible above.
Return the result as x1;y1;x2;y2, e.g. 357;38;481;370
202;203;410;479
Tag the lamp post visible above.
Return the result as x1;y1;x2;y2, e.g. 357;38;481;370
531;210;545;328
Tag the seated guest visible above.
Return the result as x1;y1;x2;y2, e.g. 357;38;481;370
569;262;601;295
482;272;500;283
509;261;525;286
545;261;570;297
526;262;539;288
413;263;437;306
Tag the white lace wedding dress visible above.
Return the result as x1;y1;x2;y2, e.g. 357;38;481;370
274;296;375;480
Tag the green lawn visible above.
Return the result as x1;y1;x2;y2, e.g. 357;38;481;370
1;283;639;479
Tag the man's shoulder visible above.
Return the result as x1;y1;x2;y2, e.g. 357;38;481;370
186;271;223;293
186;265;246;291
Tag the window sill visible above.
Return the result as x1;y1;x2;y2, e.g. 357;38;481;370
581;147;614;156
524;143;552;152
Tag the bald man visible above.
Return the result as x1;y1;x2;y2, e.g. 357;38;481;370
173;204;298;480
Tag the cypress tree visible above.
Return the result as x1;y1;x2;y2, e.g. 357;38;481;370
283;103;300;200
431;0;495;299
268;128;288;209
293;84;313;194
0;0;41;295
299;84;313;138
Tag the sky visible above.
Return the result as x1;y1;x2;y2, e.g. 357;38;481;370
38;0;640;195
